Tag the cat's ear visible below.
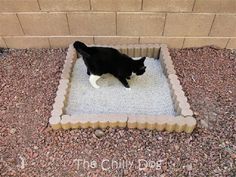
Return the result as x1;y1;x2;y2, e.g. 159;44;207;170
139;57;146;63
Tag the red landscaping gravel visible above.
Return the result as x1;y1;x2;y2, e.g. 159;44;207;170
0;46;235;177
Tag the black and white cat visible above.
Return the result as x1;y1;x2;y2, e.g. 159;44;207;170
73;41;146;89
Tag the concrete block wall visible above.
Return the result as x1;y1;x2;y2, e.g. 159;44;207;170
0;0;236;48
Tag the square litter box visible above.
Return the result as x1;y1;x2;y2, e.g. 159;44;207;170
49;44;196;133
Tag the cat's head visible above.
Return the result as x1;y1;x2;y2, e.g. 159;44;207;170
132;57;146;76
73;41;87;50
73;41;90;58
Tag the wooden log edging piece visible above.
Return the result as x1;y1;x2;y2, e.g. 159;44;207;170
160;44;196;133
127;115;196;133
49;116;61;130
54;114;128;130
49;43;77;129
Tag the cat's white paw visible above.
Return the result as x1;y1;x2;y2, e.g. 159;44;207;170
93;85;100;89
89;74;101;89
125;88;131;91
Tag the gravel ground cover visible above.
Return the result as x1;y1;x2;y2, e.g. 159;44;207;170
0;46;235;177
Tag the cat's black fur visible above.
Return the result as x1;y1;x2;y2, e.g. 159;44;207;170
73;41;146;88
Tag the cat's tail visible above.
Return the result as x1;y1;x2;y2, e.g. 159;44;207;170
73;41;90;58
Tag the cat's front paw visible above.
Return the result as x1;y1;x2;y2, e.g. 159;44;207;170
125;87;131;91
89;75;101;89
93;85;100;89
